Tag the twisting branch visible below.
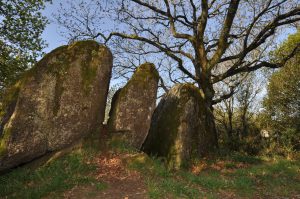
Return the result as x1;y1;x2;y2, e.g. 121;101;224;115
106;32;199;82
213;43;300;83
209;0;241;68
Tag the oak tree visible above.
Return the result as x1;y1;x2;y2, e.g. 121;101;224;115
55;0;300;149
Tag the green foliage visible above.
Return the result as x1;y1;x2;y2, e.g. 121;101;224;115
262;30;300;155
215;73;265;155
216;108;264;155
0;151;106;199
270;30;300;62
0;0;49;90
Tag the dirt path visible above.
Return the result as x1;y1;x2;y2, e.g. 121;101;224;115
95;152;148;199
63;152;148;199
63;128;148;199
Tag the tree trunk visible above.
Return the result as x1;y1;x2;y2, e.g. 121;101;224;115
228;111;233;139
197;74;219;154
224;99;234;140
205;101;219;152
241;109;248;139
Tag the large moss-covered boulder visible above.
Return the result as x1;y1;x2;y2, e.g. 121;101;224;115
108;63;159;149
142;84;216;170
0;41;112;171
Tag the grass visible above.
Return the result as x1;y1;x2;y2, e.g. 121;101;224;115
126;154;208;198
125;151;300;199
230;159;300;197
0;149;106;199
107;136;139;153
1;137;299;199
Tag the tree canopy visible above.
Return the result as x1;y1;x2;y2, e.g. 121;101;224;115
264;30;300;133
0;0;50;90
261;30;300;152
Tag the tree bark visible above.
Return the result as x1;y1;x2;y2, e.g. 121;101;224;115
197;72;219;152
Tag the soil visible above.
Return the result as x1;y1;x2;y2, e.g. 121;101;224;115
63;129;148;199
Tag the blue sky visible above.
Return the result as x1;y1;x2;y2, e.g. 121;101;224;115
41;1;296;54
42;0;66;53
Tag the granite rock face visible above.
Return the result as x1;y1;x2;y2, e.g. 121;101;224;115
0;41;112;171
142;83;216;169
108;63;159;149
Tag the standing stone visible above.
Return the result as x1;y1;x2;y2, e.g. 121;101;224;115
108;63;159;149
142;84;216;170
0;40;112;171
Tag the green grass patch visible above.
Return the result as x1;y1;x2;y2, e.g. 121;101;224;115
125;151;300;198
126;154;212;198
3;138;298;199
107;136;138;153
229;153;262;164
231;159;300;197
0;152;106;199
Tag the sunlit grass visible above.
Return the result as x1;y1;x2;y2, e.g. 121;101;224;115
0;147;106;199
125;151;300;198
1;137;299;199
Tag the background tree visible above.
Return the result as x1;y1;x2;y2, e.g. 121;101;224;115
0;0;50;91
215;72;263;152
104;85;120;124
55;0;300;150
262;30;300;153
235;73;262;139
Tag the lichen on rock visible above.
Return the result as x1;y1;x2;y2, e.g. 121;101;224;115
142;83;215;170
0;40;113;171
108;63;159;149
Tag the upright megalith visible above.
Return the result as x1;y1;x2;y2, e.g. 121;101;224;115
0;40;112;171
108;63;159;149
142;84;216;170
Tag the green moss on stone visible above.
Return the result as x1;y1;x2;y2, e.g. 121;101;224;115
53;75;64;116
40;45;68;64
0;126;11;157
142;84;184;169
115;63;159;104
37;40;103;113
80;49;98;95
144;83;204;170
179;83;203;102
130;62;159;84
40;40;101;93
0;80;24;120
69;40;109;95
160;98;183;169
0;40;108;157
68;40;99;51
1;40;105;119
108;62;158;134
46;48;70;116
0;78;28;158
